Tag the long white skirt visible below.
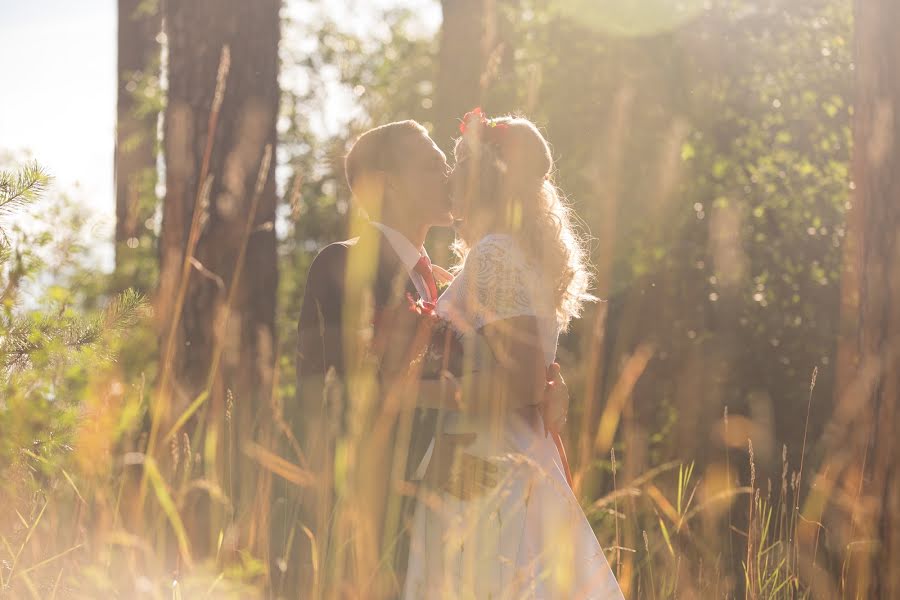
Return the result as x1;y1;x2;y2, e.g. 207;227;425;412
402;410;624;600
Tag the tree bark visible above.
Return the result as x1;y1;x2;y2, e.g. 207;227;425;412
115;0;161;287
836;0;900;595
157;0;280;563
433;0;487;152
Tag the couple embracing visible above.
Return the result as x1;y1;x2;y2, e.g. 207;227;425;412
295;110;623;599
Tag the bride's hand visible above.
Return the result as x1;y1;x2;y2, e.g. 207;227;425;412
541;363;569;438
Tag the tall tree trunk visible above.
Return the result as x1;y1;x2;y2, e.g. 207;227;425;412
115;0;161;289
834;1;900;596
156;0;280;563
433;0;487;152
430;0;518;263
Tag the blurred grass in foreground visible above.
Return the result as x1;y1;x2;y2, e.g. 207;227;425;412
0;160;860;598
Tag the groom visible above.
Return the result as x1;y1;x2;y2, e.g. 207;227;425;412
296;120;455;496
290;120;461;596
292;120;567;595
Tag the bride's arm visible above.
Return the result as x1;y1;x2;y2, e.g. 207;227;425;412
396;316;544;413
405;239;551;414
402;316;548;413
457;315;546;415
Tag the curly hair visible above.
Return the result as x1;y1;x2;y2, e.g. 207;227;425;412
451;114;595;330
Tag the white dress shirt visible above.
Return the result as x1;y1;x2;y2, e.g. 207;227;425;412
371;222;435;302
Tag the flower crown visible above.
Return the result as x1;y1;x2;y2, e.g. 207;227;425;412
459;107;508;145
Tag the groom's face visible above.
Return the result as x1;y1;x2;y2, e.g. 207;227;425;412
390;132;453;227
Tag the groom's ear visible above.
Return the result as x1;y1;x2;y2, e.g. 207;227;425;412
382;168;402;194
381;168;406;210
351;170;387;220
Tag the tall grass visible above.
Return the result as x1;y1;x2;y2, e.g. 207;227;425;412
2;289;829;599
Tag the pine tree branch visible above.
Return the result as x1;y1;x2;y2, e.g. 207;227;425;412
0;290;149;371
0;162;52;216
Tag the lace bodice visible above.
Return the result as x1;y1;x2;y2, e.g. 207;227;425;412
436;234;560;366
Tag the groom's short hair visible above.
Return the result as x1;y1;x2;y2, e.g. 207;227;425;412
345;120;428;209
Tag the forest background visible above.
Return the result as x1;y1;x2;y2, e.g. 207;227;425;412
2;0;899;597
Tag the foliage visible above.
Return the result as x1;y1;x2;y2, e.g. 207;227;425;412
0;163;152;595
0;162;49;222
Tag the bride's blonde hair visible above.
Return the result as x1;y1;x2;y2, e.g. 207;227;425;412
452;113;595;330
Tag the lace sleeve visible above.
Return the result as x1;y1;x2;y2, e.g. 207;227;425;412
459;235;536;330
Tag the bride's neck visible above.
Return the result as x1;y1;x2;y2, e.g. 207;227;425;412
464;220;516;245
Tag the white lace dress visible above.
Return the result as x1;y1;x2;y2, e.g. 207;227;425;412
402;234;623;599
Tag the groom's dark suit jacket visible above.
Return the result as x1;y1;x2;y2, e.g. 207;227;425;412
295;223;437;478
292;223;437;592
297;224;412;375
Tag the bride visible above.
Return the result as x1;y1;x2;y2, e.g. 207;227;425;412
402;110;623;599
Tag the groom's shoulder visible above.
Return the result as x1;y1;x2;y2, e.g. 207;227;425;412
306;237;360;279
316;237;359;260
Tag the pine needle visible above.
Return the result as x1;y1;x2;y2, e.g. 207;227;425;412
0;162;51;216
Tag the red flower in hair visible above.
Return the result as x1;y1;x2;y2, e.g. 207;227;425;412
459;107;508;142
459;107;487;134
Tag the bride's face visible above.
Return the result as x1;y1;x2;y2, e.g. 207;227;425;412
448;162;464;218
450;156;506;242
448;159;479;240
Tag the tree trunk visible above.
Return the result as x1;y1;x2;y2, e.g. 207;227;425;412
433;0;487;152
837;0;900;595
157;0;280;563
115;0;161;289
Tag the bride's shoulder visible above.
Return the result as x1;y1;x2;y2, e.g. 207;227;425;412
470;233;524;261
473;232;515;247
464;234;532;283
